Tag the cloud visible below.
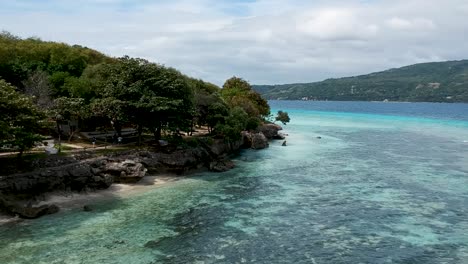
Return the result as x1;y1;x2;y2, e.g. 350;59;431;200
297;8;379;41
386;17;435;31
0;0;467;85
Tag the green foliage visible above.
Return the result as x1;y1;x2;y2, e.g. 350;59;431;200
275;110;290;125
206;102;230;131
0;31;274;148
214;107;248;141
246;117;261;131
0;31;112;91
0;79;45;155
93;56;194;141
221;76;270;118
53;97;87;121
254;60;468;102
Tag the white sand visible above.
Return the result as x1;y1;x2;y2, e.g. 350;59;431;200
0;175;181;225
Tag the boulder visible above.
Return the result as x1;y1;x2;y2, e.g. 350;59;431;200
104;160;147;183
258;123;283;139
89;174;114;189
0;197;59;219
209;159;235;172
12;204;60;219
251;132;269;149
273;133;286;140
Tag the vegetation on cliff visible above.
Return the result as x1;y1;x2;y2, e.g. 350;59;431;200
0;32;271;154
253;60;468;102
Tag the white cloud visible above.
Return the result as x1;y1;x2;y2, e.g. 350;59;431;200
0;0;467;85
386;17;435;30
297;8;379;41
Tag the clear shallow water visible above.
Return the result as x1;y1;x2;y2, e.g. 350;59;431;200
1;101;468;264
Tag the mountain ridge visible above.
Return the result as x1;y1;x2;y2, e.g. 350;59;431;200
253;60;468;102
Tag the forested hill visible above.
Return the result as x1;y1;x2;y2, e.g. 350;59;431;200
253;60;468;102
0;31;271;154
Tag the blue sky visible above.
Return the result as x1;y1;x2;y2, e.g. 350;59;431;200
1;0;468;85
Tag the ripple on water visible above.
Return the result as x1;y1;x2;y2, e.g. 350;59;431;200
1;104;468;263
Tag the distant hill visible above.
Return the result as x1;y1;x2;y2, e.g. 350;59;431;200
253;60;468;102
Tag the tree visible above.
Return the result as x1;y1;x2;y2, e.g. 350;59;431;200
221;76;270;119
206;102;229;133
275;110;290;125
94;57;194;144
22;70;53;109
53;97;88;141
214;107;248;142
0;79;45;157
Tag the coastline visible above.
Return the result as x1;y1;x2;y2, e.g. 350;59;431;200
0;123;284;222
0;175;182;225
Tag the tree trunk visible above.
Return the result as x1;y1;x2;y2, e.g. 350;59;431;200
56;121;62;153
154;126;162;141
137;125;143;146
68;128;77;142
112;119;122;137
189;120;193;136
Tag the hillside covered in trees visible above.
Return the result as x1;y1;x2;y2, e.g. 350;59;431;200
0;32;274;155
253;60;468;102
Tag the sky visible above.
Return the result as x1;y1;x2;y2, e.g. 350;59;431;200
1;0;468;86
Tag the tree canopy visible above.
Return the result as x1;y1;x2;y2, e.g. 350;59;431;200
221;76;270;118
0;32;275;150
0;79;45;156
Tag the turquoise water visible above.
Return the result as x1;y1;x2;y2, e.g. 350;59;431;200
1;101;468;263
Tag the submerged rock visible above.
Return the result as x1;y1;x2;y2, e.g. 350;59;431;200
15;204;60;219
209;159;235;172
144;237;171;248
0;197;59;219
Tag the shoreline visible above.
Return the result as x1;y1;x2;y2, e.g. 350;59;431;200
0;175;182;225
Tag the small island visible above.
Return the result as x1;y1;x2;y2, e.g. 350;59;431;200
0;32;290;219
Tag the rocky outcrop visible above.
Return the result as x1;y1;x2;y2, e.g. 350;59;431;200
0;134;268;219
251;133;269;149
0;196;59;219
102;160;147;183
0;138;243;201
257;123;283;139
0;158;148;199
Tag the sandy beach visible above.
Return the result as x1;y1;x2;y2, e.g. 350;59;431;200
0;175;182;225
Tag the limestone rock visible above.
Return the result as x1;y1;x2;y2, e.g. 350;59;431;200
258;123;283;139
0;197;59;219
273;133;286;140
251;132;269;149
209;159;235;172
104;160;147;183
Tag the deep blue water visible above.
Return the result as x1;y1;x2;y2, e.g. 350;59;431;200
1;101;468;263
270;100;468;121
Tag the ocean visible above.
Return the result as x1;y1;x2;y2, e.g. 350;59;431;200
1;101;468;264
